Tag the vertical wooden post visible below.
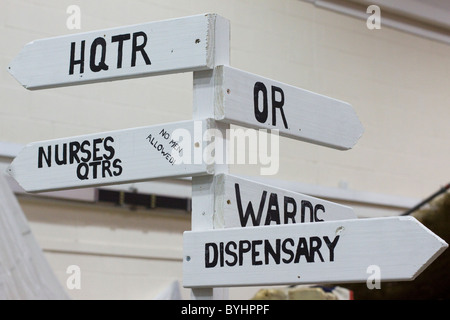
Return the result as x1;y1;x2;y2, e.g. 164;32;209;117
191;14;230;300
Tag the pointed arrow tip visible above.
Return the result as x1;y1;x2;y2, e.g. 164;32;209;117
6;158;23;188
5;164;13;177
7;59;28;90
5;162;22;189
404;216;448;280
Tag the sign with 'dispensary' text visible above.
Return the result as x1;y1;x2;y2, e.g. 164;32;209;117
183;216;448;287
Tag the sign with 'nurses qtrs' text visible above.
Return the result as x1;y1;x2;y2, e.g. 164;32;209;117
8;14;218;89
7;120;213;192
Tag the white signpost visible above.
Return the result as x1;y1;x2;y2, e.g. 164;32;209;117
6;13;447;300
7;119;212;192
8;14;217;90
183;216;448;288
214;66;364;150
213;174;356;228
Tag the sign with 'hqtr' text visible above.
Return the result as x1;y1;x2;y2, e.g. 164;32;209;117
8;14;217;89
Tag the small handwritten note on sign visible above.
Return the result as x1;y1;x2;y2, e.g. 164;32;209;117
214;66;364;150
183;216;447;288
8;14;219;89
213;174;355;228
7;120;212;192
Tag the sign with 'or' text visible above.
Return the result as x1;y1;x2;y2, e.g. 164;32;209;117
213;174;356;228
214;65;364;150
8;14;219;89
183;216;448;288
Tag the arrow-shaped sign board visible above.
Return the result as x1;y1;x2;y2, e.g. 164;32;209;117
214;65;364;150
213;174;356;228
183;216;447;288
8;14;219;90
7;119;213;192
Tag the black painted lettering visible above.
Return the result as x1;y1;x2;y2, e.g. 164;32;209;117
38;146;51;168
102;160;112;177
251;240;263;266
309;237;324;262
284;196;297;224
90;37;109;72
238;240;251;266
219;242;225;267
69;41;85;75
254;82;268;124
54;144;67;166
294;237;310;263
69;142;81;164
205;243;218;268
264;193;281;225
92;138;103;161
131;31;151;67
80;140;91;162
89;161;101;179
112;159;122;176
323;236;339;262
281;238;295;263
271;85;288;129
225;241;237;267
314;204;325;222
111;34;131;69
265;239;281;265
103;136;115;160
42;137;122;180
77;162;89;180
159;129;170;139
205;236;338;268
301;200;314;223
235;183;266;227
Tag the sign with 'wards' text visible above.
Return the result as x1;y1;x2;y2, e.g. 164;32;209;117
213;174;356;228
8;14;218;89
183;216;448;288
7;120;212;192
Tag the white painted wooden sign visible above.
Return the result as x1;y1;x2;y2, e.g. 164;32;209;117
8;12;446;298
7;119;212;192
183;216;448;288
213;174;356;228
8;14;219;90
214;65;364;150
